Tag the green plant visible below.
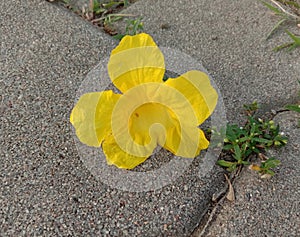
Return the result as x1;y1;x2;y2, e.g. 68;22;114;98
113;17;144;40
273;30;300;51
92;0;127;14
90;0;132;23
102;13;124;26
125;17;144;35
54;0;135;37
216;102;287;176
259;0;300;51
91;0;106;15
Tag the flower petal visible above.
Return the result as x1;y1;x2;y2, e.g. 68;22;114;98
102;134;149;169
164;70;218;124
70;91;121;147
107;33;165;92
162;127;209;158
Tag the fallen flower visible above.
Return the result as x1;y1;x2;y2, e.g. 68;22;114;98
70;33;218;169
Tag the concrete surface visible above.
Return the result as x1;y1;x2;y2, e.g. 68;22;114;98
1;0;300;236
0;1;225;236
201;111;300;237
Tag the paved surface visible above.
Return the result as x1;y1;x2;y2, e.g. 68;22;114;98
1;0;299;236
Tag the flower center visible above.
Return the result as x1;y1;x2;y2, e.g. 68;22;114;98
129;102;178;146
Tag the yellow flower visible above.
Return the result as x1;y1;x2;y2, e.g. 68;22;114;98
70;33;218;169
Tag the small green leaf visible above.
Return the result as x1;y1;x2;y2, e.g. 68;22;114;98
233;144;242;161
286;30;300;44
227;164;238;172
266;170;275;176
239;137;250;143
275;30;300;51
217;160;236;168
252;137;272;143
285;104;300;113
274;124;280;135
222;144;234;150
252;147;260;153
273;42;293;51
285;1;300;9
259;0;283;14
245;149;253;157
103;1;120;9
113;34;125;41
263;157;281;168
241;160;251;165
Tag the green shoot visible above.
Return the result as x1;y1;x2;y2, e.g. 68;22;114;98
259;0;300;51
273;30;300;51
125;17;144;35
113;17;144;40
259;0;294;39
